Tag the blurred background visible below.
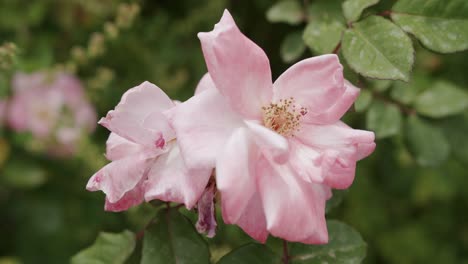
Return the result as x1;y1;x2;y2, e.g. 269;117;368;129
0;0;467;263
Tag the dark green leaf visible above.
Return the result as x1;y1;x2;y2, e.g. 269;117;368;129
392;0;468;53
303;20;344;54
71;230;135;264
290;220;366;263
141;208;210;264
405;115;450;167
281;31;306;63
307;0;345;23
440;114;468;164
342;0;380;22
266;0;304;25
326;190;349;213
217;244;280;264
414;81;468;118
366;101;402;139
342;16;414;81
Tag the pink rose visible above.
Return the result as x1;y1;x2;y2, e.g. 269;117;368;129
86;82;211;212
167;10;376;244
7;71;96;156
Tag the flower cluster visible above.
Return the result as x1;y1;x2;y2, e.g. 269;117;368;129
5;71;97;156
87;10;375;244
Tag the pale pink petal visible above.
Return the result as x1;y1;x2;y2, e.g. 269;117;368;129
6;94;28;131
295;121;375;189
99;81;175;146
245;121;289;164
104;180;145;212
165;88;244;170
257;157;329;244
105;133;144;161
195;181;217;238
288;138;324;183
86;154;154;203
11;72;46;93
216;127;268;242
144;142;212;209
198;10;272;119
194;73;216;95
311;80;360;124
272;55;347;124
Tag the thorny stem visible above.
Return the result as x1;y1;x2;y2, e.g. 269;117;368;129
282;240;290;264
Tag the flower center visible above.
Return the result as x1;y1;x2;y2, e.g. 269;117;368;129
261;97;307;137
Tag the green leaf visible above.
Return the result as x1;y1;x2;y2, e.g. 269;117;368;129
342;0;380;22
289;220;366;263
141;208;210;264
217;244;280;264
307;0;345;23
71;230;135;264
369;79;392;92
366;101;402;139
2;157;48;189
390;74;431;105
342;16;414;81
303;20;344;54
440;114;468;165
414;81;468;118
281;31;306;63
391;0;468;53
266;0;304;25
405;115;450;167
354;89;373;112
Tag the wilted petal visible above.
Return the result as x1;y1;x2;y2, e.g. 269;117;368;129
99;81;175;146
86;154;154;203
273;55;347;124
195;181;217;238
144;142;212;209
165;88;244;170
257;157;329;244
198;10;272;119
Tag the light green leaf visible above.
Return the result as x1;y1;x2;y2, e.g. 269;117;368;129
369;79;392;92
366;101;402;139
141;208;210;264
354;89;373;112
289;220;366;263
414;81;468;118
281;31;306;63
390;74;431;105
266;0;304;25
391;0;468;53
307;0;345;23
71;230;135;264
405;115;450;167
342;0;380;22
342;16;414;81
440;114;468;165
2;158;47;189
303;20;344;54
217;244;280;264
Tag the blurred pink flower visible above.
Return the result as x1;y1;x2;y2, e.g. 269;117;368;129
86;82;211;212
7;71;96;155
167;10;376;244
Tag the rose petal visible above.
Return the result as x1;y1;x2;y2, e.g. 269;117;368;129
273;55;347;124
99;81;175;146
165;88;244;170
104;180;145;212
195;181;217;238
198;10;272;119
194;73;216;95
257;157;329;244
144;142;212;209
105;132;144;161
245;121;289;164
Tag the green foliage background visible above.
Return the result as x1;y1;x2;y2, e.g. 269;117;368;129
0;0;468;263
